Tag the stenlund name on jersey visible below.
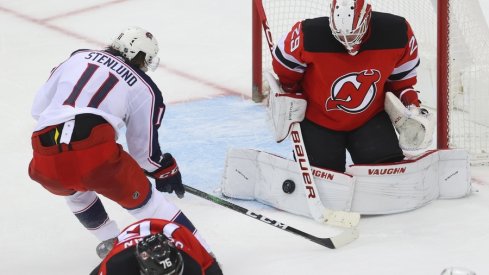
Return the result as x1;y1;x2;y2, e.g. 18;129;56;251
85;51;138;87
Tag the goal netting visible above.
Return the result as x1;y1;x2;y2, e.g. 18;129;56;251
252;0;489;164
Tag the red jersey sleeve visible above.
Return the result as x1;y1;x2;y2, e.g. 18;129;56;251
272;21;307;92
385;20;421;106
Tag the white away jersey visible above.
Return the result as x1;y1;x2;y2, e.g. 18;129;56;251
31;49;166;172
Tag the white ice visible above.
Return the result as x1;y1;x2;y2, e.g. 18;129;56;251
1;1;488;274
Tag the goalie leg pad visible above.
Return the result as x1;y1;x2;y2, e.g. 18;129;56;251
221;148;355;219
346;149;471;214
437;149;471;199
222;149;472;216
222;148;437;215
221;148;260;200
347;151;440;214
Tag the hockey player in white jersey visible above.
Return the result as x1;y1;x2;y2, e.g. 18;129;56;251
28;26;212;259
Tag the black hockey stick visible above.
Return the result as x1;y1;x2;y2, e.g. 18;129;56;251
184;184;359;249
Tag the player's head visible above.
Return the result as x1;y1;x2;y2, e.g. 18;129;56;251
110;26;160;72
136;233;184;275
329;0;372;55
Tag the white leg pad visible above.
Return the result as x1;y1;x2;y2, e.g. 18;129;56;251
346;149;471;213
222;148;356;219
347;151;440;214
222;148;472;216
437;149;471;199
221;148;261;200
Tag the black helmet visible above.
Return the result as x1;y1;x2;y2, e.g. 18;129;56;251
136;233;184;275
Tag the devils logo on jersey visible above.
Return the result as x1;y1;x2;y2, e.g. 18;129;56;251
326;69;381;113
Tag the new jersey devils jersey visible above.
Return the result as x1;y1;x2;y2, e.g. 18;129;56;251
31;50;166;172
91;219;218;275
272;12;420;131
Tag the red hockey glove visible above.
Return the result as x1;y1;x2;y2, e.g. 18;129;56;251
146;153;184;198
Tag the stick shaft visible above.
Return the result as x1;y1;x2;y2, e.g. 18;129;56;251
183;184;355;249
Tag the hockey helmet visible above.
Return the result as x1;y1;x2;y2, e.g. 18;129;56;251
329;0;372;55
136;233;184;275
111;26;160;71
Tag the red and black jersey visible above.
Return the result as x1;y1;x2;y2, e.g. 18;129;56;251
272;11;421;131
90;219;221;275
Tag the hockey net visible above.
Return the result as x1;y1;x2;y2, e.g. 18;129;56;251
252;0;489;164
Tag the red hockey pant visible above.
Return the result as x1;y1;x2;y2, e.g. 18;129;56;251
28;124;150;209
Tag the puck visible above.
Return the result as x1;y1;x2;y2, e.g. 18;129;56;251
282;179;296;194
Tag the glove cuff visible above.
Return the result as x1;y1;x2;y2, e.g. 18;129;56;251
398;89;420;107
147;153;179;180
280;82;302;93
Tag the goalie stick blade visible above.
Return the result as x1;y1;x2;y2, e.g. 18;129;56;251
324;209;361;228
287;224;359;249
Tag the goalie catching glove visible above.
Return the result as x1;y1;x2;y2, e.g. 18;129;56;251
384;92;435;151
146;153;184;198
265;72;307;143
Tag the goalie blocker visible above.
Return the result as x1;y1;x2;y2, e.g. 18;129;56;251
221;148;471;216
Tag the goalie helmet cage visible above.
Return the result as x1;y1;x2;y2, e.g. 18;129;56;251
252;0;489;165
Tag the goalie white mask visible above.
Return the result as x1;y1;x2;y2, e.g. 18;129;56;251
329;0;372;56
111;26;160;72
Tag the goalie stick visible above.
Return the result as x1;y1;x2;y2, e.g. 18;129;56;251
255;0;360;227
184;184;359;249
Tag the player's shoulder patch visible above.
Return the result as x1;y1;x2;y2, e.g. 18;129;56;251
362;11;409;50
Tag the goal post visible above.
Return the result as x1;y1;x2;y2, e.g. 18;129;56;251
437;0;449;151
252;0;489;164
252;0;264;103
